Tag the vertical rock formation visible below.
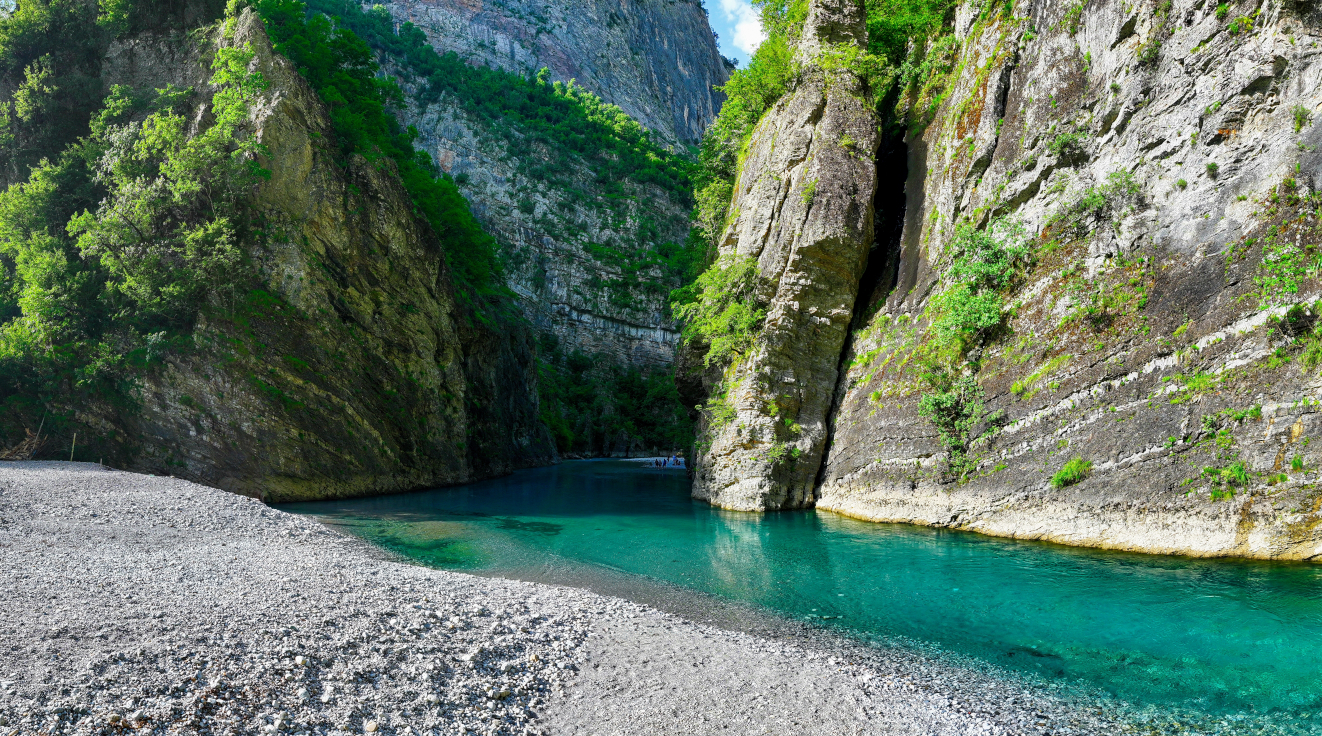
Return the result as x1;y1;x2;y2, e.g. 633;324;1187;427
376;0;731;145
65;11;555;500
373;0;733;377
689;0;879;510
813;0;1322;559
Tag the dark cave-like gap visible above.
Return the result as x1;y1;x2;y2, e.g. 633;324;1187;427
850;133;908;329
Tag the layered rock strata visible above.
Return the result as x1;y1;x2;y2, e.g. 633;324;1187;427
688;0;880;510
815;0;1322;559
376;0;731;145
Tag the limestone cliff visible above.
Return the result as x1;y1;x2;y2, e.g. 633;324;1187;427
69;11;553;500
812;0;1322;558
688;0;880;510
376;0;731;146
368;0;732;371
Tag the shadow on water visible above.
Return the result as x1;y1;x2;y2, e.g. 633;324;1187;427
280;459;1322;725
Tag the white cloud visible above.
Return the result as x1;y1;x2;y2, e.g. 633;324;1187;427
717;0;766;56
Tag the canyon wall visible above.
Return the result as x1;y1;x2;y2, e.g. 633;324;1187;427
377;0;731;145
687;0;881;510
812;0;1322;558
376;0;731;371
79;11;554;500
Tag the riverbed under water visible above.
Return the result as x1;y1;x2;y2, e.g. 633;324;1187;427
280;460;1322;730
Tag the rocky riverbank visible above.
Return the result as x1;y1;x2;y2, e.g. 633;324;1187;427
0;462;1122;735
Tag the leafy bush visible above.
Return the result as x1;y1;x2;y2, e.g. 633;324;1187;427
671;255;765;368
1137;37;1162;64
918;372;999;480
1206;162;1219;176
1049;131;1086;161
1051;457;1092;488
927;219;1030;362
1293;104;1312;134
1227;15;1253;35
1215;3;1229;19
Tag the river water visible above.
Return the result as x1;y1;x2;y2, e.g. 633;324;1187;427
280;459;1322;730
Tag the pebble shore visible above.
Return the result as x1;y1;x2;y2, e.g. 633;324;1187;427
0;462;1121;735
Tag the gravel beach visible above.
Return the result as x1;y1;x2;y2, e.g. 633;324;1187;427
0;462;1116;735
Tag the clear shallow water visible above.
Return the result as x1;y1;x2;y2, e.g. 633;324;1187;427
280;460;1322;724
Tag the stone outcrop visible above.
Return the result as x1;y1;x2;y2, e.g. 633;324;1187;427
399;99;691;368
76;11;554;501
376;0;731;145
688;0;879;510
811;0;1322;559
379;0;732;370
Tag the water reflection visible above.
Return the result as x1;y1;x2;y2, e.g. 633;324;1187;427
281;459;1322;719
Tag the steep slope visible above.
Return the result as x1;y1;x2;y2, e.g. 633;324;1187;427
684;0;880;510
306;0;727;455
376;0;731;145
0;7;553;500
815;0;1322;558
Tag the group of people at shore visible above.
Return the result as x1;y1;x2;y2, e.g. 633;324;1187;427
650;455;685;468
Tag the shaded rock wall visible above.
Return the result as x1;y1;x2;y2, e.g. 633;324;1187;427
81;11;553;501
816;0;1322;559
688;0;880;510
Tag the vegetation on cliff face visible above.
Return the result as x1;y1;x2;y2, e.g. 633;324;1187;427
0;0;701;463
293;0;695;207
254;0;504;302
0;3;268;450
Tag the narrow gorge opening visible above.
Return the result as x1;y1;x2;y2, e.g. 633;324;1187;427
850;134;909;329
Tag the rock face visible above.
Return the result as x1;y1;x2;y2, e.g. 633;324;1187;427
81;11;554;501
688;0;879;510
379;0;731;370
377;0;730;145
812;0;1322;558
400;98;691;368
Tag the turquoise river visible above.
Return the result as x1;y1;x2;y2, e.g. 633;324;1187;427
280;459;1322;731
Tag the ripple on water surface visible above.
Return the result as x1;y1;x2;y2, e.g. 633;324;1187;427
280;460;1322;731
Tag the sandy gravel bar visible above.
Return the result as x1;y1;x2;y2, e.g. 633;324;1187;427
0;462;1111;735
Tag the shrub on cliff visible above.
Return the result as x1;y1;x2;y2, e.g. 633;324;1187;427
254;0;506;303
1051;457;1093;488
0;17;268;443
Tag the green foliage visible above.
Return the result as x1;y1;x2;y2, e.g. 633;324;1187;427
1293;104;1312;134
1060;3;1085;33
1203;460;1249;499
863;0;956;65
1227;15;1253;35
1051;457;1092;488
254;0;507;301
1136;37;1162;64
1049;131;1087;159
671;255;765;368
537;339;691;455
917;372;999;480
927;219;1030;363
69;48;266;329
0;11;265;442
1292;454;1305;471
1177;178;1188;189
1215;3;1229;19
1206;162;1219;176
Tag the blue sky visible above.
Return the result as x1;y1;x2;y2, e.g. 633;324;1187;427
701;0;765;68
